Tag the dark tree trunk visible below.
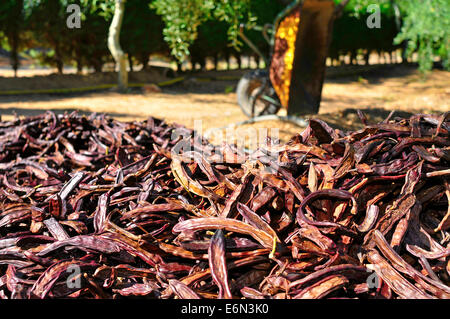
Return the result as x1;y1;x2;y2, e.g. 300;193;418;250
364;51;370;65
55;51;64;74
75;50;83;74
401;42;408;64
287;0;337;116
53;41;64;74
128;54;134;72
254;55;260;69
213;54;218;71
235;54;242;69
225;52;230;70
92;59;103;73
140;54;150;71
8;31;19;77
76;59;83;74
56;61;63;74
7;0;23;78
350;51;356;65
198;57;206;71
391;51;397;64
202;59;206;70
176;62;182;73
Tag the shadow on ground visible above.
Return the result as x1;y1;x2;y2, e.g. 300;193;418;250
0;64;426;102
317;107;415;131
0;107;131;119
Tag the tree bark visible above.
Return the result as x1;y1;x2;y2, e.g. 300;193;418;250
108;0;128;92
235;53;242;69
7;0;24;78
54;43;64;74
128;54;134;72
140;54;150;71
213;54;218;71
75;50;83;74
76;60;83;74
8;31;19;78
287;0;338;116
333;0;349;18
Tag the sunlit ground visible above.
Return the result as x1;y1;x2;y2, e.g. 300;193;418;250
0;63;448;148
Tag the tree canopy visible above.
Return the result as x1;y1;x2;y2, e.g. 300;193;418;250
151;0;255;61
0;0;448;74
394;0;449;72
344;0;449;72
151;0;449;72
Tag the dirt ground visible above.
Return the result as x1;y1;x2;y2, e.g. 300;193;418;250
0;64;448;148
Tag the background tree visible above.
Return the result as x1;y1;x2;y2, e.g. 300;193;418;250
76;0;127;89
190;21;229;71
107;0;128;91
151;0;347;116
0;0;446;94
0;0;27;77
69;0;110;73
26;0;75;74
393;0;449;72
121;0;168;71
19;0;112;74
151;0;254;62
329;1;400;66
349;0;449;73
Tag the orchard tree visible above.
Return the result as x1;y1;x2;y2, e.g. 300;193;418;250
289;0;449;115
121;0;167;71
20;0;110;74
78;0;127;90
0;0;26;77
350;0;449;73
151;0;255;62
107;0;127;91
329;2;401;66
151;0;349;115
393;0;449;72
152;0;448;116
73;6;110;73
26;0;76;74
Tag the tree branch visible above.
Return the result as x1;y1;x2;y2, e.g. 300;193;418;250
333;0;350;18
